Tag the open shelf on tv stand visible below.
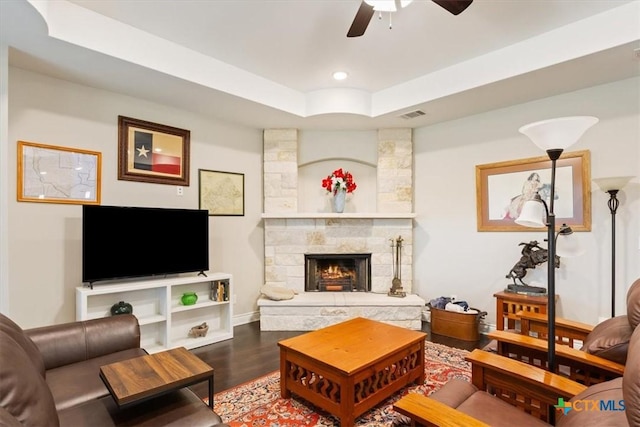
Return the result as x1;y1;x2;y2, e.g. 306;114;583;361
76;272;233;353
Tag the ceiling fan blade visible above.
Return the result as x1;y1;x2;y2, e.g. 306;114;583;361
431;0;473;15
347;2;375;38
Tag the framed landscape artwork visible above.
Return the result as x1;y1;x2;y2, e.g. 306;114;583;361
199;169;245;216
17;141;102;205
476;150;591;232
118;116;190;186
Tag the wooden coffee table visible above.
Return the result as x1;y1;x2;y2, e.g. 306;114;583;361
100;346;214;409
278;317;426;427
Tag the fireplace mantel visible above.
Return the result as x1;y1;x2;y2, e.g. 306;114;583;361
262;213;416;219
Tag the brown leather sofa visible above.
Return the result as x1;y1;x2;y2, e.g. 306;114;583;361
0;313;228;426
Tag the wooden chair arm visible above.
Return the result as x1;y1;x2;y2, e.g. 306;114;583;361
488;330;624;385
393;349;586;426
517;311;594;333
465;349;587;397
516;310;593;346
393;392;490;427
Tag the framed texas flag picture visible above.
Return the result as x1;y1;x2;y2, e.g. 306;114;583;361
118;116;190;186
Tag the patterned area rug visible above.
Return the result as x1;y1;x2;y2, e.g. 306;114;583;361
211;341;471;426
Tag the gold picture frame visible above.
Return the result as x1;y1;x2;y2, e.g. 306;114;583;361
17;141;102;205
199;169;245;216
117;116;190;186
476;150;591;232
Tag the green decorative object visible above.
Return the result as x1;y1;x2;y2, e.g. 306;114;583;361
181;292;198;306
110;301;133;316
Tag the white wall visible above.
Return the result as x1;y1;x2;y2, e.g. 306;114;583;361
414;77;640;326
6;67;264;327
5;65;639;330
0;43;8;314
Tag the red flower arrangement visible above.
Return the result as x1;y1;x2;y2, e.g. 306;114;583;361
321;168;357;195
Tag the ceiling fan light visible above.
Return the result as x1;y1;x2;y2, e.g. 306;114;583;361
364;0;397;12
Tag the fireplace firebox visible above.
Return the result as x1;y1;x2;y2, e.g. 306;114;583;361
305;253;371;292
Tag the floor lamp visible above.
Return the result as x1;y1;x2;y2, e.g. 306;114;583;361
514;116;598;375
593;176;635;317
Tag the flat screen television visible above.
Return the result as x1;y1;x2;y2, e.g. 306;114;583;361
82;205;209;285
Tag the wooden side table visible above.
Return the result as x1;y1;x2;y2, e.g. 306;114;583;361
100;347;214;409
493;291;558;331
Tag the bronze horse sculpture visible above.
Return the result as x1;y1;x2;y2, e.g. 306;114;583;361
506;240;560;286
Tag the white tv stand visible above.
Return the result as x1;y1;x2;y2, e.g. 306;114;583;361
76;272;233;353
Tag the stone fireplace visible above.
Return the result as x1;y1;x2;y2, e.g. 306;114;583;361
258;129;425;330
305;253;371;292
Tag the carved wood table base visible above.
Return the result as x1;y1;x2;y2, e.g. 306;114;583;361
278;317;426;427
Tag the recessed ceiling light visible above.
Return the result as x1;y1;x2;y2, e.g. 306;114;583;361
332;71;348;81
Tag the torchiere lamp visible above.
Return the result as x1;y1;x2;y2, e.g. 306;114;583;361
514;116;598;376
592;176;635;317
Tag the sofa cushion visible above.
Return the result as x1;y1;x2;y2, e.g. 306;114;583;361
626;278;640;330
429;379;548;426
46;347;147;411
580;315;632;365
0;331;59;427
457;390;549;426
428;378;478;408
0;407;22;427
623;325;640;427
57;389;225;427
556;377;626;427
26;314;141;370
0;313;45;377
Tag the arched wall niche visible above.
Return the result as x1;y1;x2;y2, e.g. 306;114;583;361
298;159;377;213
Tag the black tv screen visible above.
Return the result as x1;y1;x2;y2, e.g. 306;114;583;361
82;205;209;284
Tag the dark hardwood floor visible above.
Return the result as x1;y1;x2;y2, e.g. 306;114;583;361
189;321;491;399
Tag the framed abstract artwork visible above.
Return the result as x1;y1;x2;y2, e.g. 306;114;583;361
17;141;101;205
117;116;190;186
199;169;245;216
476;150;591;232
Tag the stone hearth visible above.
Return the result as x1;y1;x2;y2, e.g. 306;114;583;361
258;293;424;331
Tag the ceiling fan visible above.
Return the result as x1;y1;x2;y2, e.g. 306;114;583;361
347;0;473;38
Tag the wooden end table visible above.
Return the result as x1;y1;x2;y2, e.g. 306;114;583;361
494;291;558;331
100;347;214;409
278;317;426;427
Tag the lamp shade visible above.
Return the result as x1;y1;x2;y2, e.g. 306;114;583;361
593;176;635;192
556;232;584;258
519;116;599;151
515;199;546;228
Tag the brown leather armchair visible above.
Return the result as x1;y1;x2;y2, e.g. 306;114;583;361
0;313;228;427
393;323;640;426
